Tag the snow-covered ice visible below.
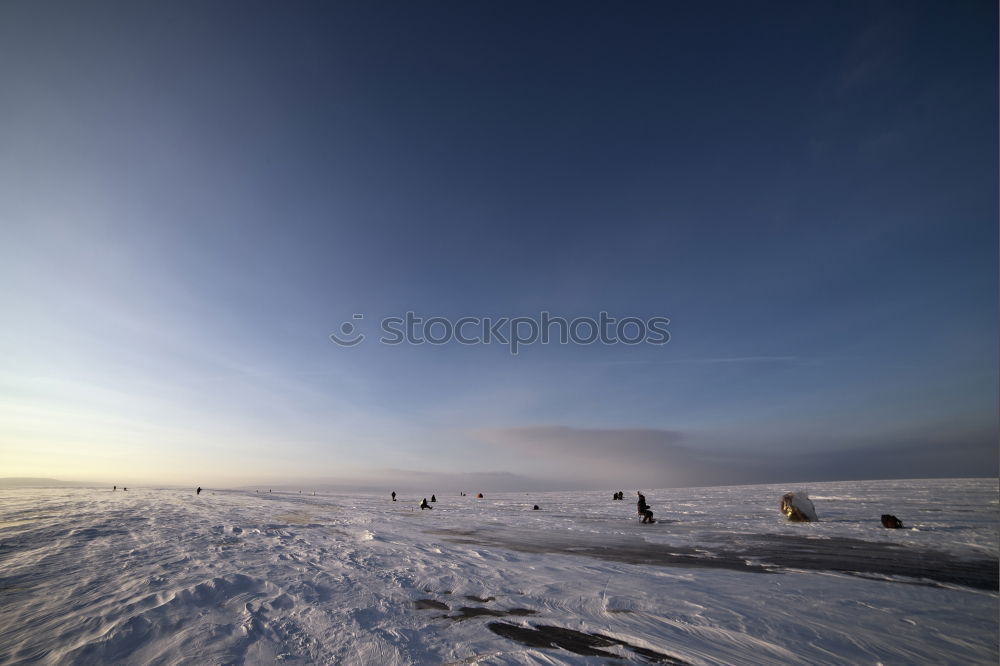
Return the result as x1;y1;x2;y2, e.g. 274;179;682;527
1;478;996;664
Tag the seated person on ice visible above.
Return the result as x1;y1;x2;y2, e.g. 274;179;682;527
420;498;432;510
636;492;655;523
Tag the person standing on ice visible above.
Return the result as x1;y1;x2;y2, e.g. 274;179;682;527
420;498;432;510
430;494;436;503
391;491;396;501
196;487;202;495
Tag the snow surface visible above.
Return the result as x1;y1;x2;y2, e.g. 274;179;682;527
1;478;996;665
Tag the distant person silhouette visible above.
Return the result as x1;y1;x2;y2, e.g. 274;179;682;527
113;485;116;491
420;498;432;510
391;491;396;501
477;493;484;498
196;487;202;495
430;494;436;503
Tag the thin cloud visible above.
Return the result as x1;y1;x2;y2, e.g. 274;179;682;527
666;356;800;364
583;356;813;367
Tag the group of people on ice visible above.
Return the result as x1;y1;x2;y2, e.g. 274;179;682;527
393;489;655;523
391;491;440;509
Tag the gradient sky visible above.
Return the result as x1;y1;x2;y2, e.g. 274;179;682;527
1;1;996;490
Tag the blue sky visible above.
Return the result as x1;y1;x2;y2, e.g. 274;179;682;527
1;1;996;489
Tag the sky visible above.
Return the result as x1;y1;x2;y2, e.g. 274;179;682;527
1;1;996;490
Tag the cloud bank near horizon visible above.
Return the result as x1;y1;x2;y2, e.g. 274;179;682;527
468;424;999;489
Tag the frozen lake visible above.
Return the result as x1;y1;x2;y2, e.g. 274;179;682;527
1;478;997;664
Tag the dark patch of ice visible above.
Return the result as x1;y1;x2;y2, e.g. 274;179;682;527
446;606;537;621
414;599;449;611
431;528;999;591
488;622;690;663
